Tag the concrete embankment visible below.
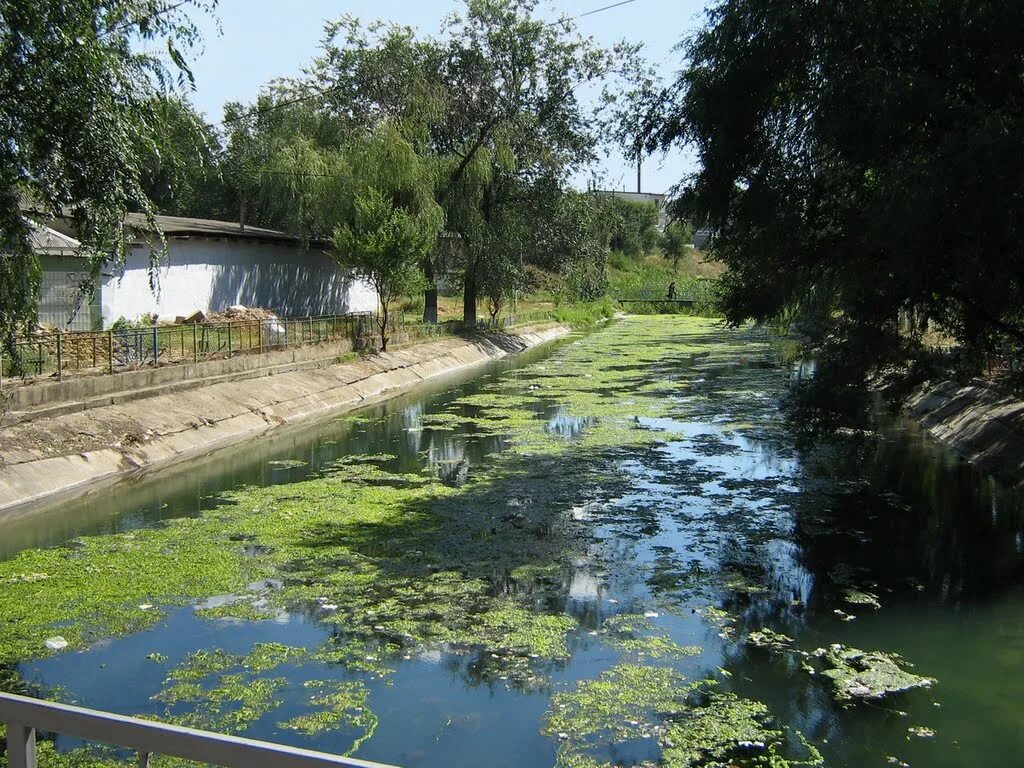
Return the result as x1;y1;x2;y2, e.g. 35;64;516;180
907;378;1024;483
0;323;569;516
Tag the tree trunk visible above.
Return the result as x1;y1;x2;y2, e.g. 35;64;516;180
422;258;438;324
463;268;477;327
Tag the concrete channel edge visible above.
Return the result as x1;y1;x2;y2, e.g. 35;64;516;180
0;323;570;519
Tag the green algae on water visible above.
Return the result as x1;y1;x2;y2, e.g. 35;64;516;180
0;315;812;763
602;614;702;660
544;665;822;768
810;644;935;703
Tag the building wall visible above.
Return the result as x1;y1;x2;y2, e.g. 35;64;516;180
100;239;378;326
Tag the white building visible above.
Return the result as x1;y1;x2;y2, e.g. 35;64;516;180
34;214;378;329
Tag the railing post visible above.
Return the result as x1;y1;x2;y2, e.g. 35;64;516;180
5;721;38;768
108;330;114;374
152;325;158;365
55;331;63;381
258;319;264;352
227;322;233;358
309;316;314;344
192;324;198;363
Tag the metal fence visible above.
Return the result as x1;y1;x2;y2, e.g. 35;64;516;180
0;313;376;383
0;691;396;768
0;309;565;387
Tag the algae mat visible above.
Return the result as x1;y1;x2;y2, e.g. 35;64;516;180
0;315;997;768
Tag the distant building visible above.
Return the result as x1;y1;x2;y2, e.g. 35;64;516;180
28;214;378;329
31;223;98;331
596;190;670;230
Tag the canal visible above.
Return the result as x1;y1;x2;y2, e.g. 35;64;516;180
2;315;1023;768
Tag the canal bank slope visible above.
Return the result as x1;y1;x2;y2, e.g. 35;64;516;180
907;378;1024;483
0;323;569;516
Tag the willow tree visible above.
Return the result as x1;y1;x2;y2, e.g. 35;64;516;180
649;0;1024;439
333;124;443;351
0;0;216;348
302;0;636;325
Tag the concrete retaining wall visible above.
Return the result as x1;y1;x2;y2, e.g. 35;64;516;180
2;338;359;417
906;378;1024;483
0;324;569;517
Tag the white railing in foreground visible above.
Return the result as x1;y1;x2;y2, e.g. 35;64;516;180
0;692;398;768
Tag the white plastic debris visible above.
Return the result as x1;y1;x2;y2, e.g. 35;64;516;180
45;636;69;651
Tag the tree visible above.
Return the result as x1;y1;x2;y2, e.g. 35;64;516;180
0;0;216;348
304;0;636;325
432;0;630;326
608;199;660;257
661;220;694;268
134;97;230;219
336;190;433;351
333;125;443;352
650;0;1024;440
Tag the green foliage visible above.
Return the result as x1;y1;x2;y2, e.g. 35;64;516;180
134;97;231;218
606;256;721;317
0;0;216;348
651;0;1024;438
607;199;660;257
661;221;694;267
331;124;443;350
302;1;640;324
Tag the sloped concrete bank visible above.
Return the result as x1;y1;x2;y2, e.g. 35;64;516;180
0;323;569;517
907;378;1024;483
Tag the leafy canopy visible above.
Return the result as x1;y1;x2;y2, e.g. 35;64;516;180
333;124;443;351
0;0;217;344
651;0;1024;437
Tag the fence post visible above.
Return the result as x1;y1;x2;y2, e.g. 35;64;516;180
108;330;114;374
309;316;314;344
227;322;233;358
192;324;198;363
5;721;37;768
152;326;158;365
55;331;63;381
258;319;264;352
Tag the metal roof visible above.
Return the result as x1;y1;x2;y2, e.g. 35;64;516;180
125;213;329;248
29;223;82;256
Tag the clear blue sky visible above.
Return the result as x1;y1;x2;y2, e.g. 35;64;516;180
185;0;709;194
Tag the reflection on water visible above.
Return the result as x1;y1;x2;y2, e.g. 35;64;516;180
5;322;1024;768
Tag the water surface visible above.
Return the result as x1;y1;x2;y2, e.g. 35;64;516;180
2;316;1023;768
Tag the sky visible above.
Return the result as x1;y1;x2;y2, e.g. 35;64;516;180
184;0;710;195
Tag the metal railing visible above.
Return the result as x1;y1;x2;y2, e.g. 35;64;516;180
0;691;397;768
0;309;566;387
0;313;377;383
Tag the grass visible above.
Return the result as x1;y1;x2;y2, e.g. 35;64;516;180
394;248;723;329
605;250;723;316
